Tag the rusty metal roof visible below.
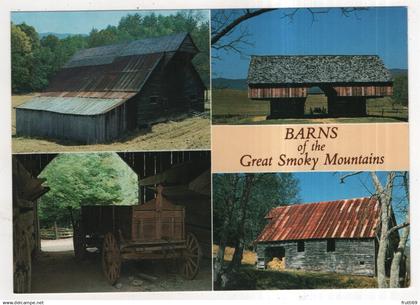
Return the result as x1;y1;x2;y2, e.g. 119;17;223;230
65;32;194;68
46;53;163;94
16;96;125;115
256;197;380;242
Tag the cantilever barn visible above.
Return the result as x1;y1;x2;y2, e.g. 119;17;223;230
247;55;393;118
16;32;206;144
255;198;400;276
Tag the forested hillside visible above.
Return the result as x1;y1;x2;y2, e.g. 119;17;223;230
11;11;209;93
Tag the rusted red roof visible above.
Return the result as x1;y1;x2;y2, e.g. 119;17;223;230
256;197;380;242
45;53;163;94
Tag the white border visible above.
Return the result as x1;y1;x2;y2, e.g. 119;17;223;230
1;0;419;303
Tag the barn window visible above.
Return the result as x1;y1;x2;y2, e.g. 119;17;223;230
297;241;305;252
327;239;336;252
360;261;365;265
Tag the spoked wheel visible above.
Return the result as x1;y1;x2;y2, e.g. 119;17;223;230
102;232;121;285
73;222;86;260
181;232;201;280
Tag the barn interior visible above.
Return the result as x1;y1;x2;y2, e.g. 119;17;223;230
12;151;211;293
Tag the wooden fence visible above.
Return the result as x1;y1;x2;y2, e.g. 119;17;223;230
40;225;73;240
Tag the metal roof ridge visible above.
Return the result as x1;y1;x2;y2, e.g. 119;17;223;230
273;196;375;209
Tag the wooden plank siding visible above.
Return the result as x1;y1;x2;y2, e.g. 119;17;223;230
248;87;308;99
16;102;129;144
333;85;393;97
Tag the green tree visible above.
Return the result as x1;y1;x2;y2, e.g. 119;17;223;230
11;24;33;92
11;11;210;92
392;74;408;106
38;153;138;227
213;173;300;285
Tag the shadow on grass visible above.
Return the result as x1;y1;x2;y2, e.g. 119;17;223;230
215;264;377;290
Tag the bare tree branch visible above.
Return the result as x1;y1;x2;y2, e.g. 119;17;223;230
387;222;410;237
211;9;276;45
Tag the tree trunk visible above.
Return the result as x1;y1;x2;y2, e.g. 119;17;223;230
214;216;230;284
214;243;226;284
371;172;395;288
389;225;409;288
377;233;389;288
229;238;244;272
214;175;240;285
228;174;255;272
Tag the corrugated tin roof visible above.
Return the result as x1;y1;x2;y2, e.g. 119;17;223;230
40;91;136;99
16;96;125;115
256;197;380;242
65;32;193;68
248;55;392;85
46;53;163;93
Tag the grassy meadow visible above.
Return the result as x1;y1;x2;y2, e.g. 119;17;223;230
212;89;408;125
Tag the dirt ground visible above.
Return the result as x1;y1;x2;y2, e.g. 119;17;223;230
11;94;210;153
32;239;212;293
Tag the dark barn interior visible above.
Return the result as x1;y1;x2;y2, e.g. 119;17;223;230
248;55;393;119
12;151;211;293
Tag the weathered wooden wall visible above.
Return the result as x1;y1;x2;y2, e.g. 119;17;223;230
135;52;204;125
249;87;308;99
256;238;377;276
333;85;393;97
16;103;129;144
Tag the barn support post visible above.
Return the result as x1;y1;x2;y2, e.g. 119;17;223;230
268;98;306;119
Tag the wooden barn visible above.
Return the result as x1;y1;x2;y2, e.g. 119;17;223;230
255;198;399;276
247;55;393;118
16;32;206;144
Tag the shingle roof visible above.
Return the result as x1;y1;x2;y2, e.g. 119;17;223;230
248;55;392;85
16;96;125;115
256;197;380;242
65;32;194;68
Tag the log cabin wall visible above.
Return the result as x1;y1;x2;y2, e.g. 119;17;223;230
256;238;377;276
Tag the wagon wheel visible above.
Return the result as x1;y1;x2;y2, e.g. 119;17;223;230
73;222;86;260
181;232;201;280
102;232;121;285
13;227;31;293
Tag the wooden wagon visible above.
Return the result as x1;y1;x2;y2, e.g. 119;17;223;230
72;185;201;284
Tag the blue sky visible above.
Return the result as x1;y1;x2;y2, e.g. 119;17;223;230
11;10;207;35
212;7;407;79
294;171;408;223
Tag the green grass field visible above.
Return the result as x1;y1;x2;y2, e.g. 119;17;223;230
212;89;408;124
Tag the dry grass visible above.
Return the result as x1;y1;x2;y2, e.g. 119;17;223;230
212;89;408;124
12;94;210;153
212;244;257;266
